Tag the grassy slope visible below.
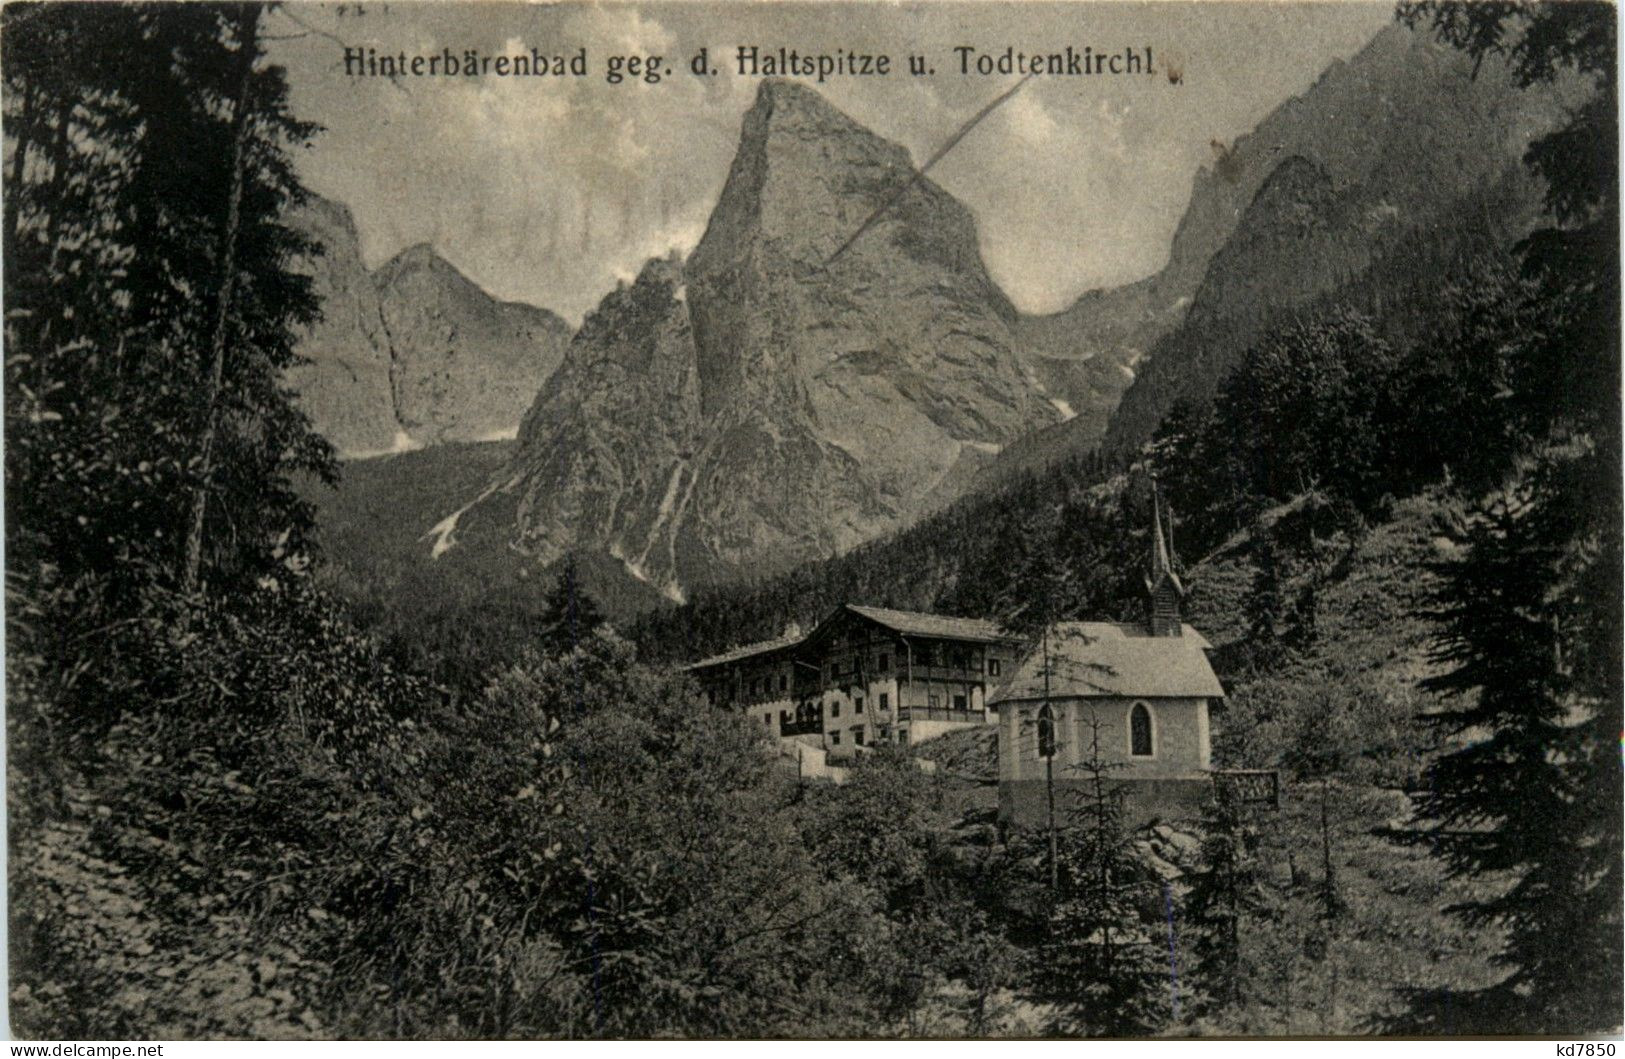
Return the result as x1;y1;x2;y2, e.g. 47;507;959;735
1181;782;1506;1036
304;442;676;699
303;441;669;627
1205;497;1506;1033
308;441;517;578
1188;493;1454;784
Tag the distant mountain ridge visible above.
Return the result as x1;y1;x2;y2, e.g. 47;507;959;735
1099;22;1569;452
307;23;1575;615
886;22;1569;491
285;197;572;457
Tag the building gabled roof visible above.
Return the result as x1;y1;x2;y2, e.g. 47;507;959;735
684;604;1017;672
685;631;805;672
844;604;1017;643
990;621;1224;703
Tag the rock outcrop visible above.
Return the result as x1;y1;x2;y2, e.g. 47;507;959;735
1099;22;1569;453
374;244;573;446
284;197;572;456
283;197;401;455
496;80;1061;599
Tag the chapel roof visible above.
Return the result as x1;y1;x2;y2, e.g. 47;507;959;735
990;621;1224;703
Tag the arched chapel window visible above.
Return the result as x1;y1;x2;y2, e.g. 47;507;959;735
1131;702;1154;757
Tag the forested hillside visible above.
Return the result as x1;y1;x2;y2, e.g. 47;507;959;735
1100;17;1572;454
300;440;668;692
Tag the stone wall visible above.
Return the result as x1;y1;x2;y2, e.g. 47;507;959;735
905;716;994;746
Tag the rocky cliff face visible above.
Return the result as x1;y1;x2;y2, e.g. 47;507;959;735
1007;276;1172;445
374;244;573;445
507;254;706;593
976;25;1497;464
1098;22;1568;452
494;80;1061;599
285;197;572;456
862;21;1569;497
284;197;401;455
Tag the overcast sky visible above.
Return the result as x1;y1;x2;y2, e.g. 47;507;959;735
268;2;1392;322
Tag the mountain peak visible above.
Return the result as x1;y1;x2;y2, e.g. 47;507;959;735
744;77;913;170
380;241;451;276
503;81;1052;594
291;192;360;240
751;76;828;110
286;204;570;455
1100;19;1562;454
748;78;893;143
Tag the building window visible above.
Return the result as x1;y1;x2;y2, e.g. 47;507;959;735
879;693;889;711
898;729;909;746
988;658;1001;677
1131;702;1154;757
831;731;842;746
779;674;788;692
879;652;890;671
953;693;967;711
853;728;866;746
764;713;772;726
855;697;864;713
832;702;841;718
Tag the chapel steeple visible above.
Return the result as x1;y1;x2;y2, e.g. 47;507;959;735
1145;481;1186;637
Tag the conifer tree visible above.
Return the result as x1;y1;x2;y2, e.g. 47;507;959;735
993;500;1071;637
1184;786;1270;1016
1244;531;1287;669
1042;709;1170;1036
3;1;331;596
1412;479;1622;1031
1396;0;1622;1033
537;554;606;658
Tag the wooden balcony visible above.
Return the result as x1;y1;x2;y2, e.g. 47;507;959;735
897;706;987;725
896;664;986;683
